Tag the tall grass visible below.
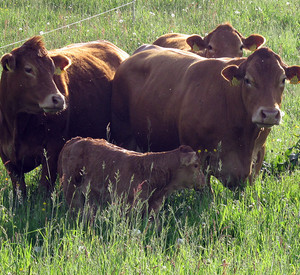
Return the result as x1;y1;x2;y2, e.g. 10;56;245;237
0;0;299;274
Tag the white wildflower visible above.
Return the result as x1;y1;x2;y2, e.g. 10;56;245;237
132;229;141;236
177;238;184;245
33;246;42;253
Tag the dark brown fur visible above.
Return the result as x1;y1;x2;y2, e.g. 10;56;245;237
0;36;129;198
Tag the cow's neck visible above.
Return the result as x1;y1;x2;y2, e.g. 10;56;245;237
0;104;17;141
141;152;176;186
0;79;18;139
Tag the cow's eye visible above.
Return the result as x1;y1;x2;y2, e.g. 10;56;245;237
194;164;199;169
207;45;213;51
24;66;33;74
282;78;286;85
240;45;244;51
244;78;251;86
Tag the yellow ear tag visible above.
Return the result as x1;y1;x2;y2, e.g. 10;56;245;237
54;67;62;75
231;77;241;86
249;44;257;51
290;75;299;84
192;44;200;52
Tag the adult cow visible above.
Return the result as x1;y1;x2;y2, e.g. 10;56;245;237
111;45;300;188
153;23;265;58
59;137;206;214
0;36;129;199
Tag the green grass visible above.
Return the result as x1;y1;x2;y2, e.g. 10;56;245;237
0;0;300;274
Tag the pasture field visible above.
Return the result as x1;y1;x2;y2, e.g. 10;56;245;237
0;0;299;274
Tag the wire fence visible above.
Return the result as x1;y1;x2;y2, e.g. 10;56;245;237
0;0;136;50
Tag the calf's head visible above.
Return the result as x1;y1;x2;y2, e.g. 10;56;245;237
171;145;206;191
186;23;265;58
0;36;71;114
222;47;300;128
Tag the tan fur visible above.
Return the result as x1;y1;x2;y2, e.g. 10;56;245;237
111;47;300;189
153;23;265;58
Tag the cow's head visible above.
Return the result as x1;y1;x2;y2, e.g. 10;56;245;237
0;36;71;114
186;23;265;58
221;47;300;128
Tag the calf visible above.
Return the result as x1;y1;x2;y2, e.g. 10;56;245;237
58;137;206;213
153;23;265;58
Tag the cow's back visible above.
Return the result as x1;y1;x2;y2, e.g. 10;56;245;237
111;49;233;151
52;40;129;139
153;33;191;51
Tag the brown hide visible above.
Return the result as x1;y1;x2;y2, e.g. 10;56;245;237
0;36;129;198
153;23;265;58
58;137;205;213
111;47;300;188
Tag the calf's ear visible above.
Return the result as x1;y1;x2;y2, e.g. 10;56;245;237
186;35;206;52
242;34;266;51
51;54;72;75
285;66;300;84
221;65;242;86
1;53;16;72
179;146;198;166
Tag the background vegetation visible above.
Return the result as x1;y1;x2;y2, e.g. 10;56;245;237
0;0;299;274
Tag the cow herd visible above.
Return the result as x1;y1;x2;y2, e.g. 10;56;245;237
0;23;299;214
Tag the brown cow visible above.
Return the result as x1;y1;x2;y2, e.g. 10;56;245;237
153;23;265;58
111;46;300;188
58;137;206;213
0;36;129;199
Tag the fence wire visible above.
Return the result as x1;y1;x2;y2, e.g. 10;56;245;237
0;0;136;50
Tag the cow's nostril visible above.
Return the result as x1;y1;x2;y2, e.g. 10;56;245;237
261;110;267;119
52;96;59;105
52;95;63;106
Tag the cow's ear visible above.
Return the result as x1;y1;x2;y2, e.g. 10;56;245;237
186;35;206;52
221;65;242;86
285;66;300;84
242;34;266;51
51;54;71;75
1;53;16;72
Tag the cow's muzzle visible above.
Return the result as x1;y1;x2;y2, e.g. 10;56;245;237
39;94;66;113
252;107;283;128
